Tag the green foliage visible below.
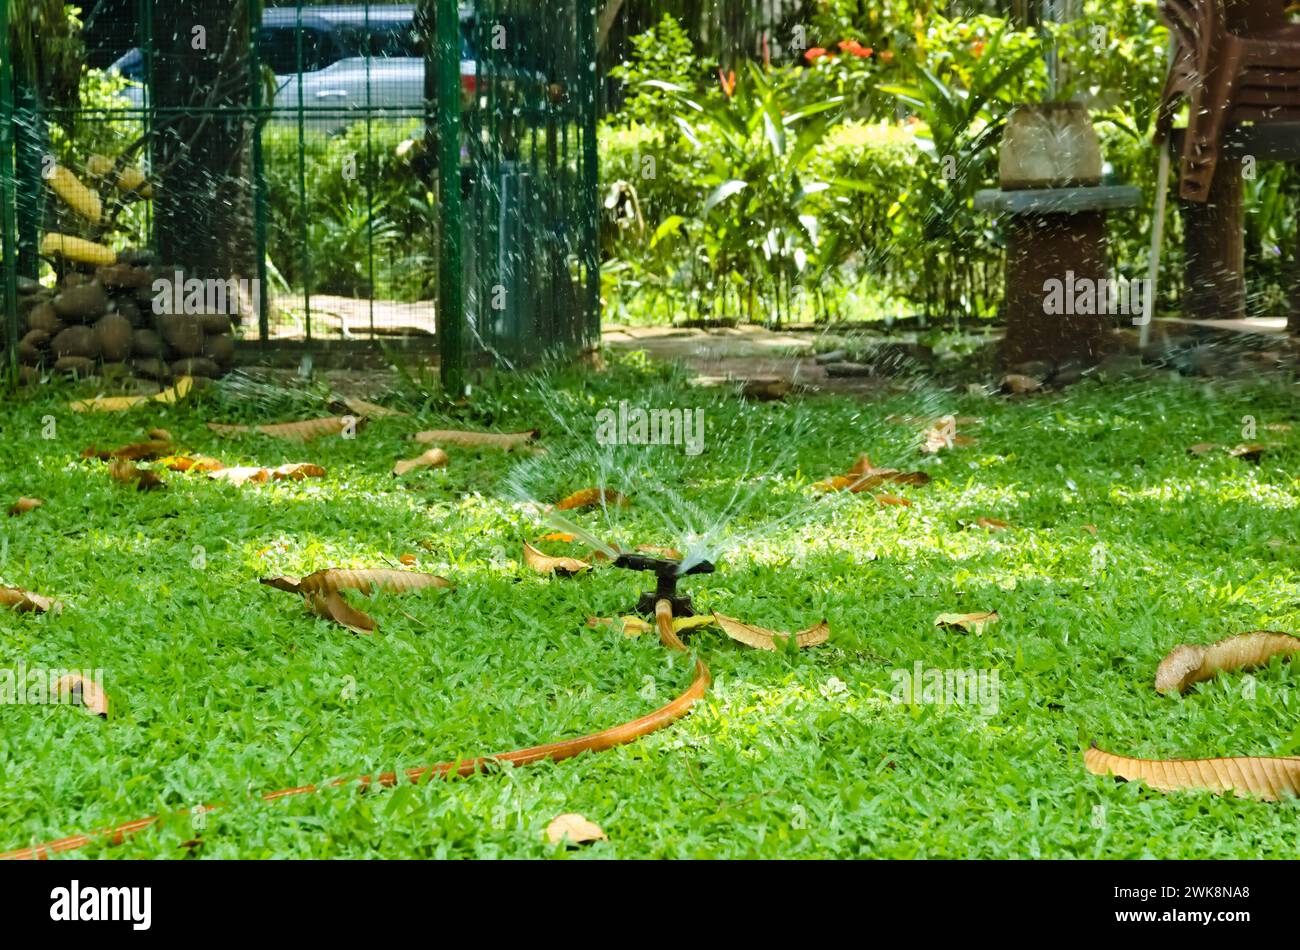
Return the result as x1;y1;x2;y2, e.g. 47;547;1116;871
608;13;701;131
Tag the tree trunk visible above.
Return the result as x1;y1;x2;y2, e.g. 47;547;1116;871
150;0;255;300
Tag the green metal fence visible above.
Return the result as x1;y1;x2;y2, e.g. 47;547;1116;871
1;0;599;389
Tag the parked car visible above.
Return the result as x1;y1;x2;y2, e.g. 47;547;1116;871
110;4;540;135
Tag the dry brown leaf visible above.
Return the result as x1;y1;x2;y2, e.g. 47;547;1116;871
934;611;1000;634
208;466;270;485
741;377;791;401
208;416;363;442
412;428;538;449
158;455;226;473
270;463;327;481
711;612;829;651
148;428;173;441
538;532;576;543
876;494;911;507
307;591;377;636
817;455;931;493
556;487;629;511
1187;442;1219;455
522;541;591;576
1155;631;1300;695
919;418;978;454
339;397;409;419
587;615;654;637
107;460;164;491
54;674;110;717
83;439;173;461
399;554;417;566
0;586;61;613
977;517;1009;531
545;813;606;846
393;448;449;476
8;497;42;517
1000;373;1043;395
1084;744;1300;801
1228;443;1267;462
262;568;453;596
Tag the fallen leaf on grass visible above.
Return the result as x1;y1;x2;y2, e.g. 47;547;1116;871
307;591;377;636
1187;443;1219;455
1228;443;1267;462
82;440;174;461
1000;373;1043;395
261;568;453;596
740;377;791;401
935;611;1000;634
158;455;225;473
522;541;591;576
338;397;409;419
209;463;326;486
393;448;449;476
976;517;1009;531
876;494;911;507
816;455;930;493
208;416;363;442
69;376;194;413
54;674;109;717
1155;631;1300;695
919;417;978;454
711;612;829;651
1084;744;1300;801
108;460;164;491
556;487;629;511
538;532;576;543
545;813;606;846
412;428;538;449
587;613;714;638
399;554;417;566
8;498;42;517
148;428;173;441
0;586;61;613
588;615;654;637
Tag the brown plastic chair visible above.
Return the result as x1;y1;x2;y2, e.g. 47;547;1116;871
1155;0;1300;201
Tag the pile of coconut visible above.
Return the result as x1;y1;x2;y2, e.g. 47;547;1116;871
15;255;236;388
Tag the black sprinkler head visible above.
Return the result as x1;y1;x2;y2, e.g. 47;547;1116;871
612;553;715;618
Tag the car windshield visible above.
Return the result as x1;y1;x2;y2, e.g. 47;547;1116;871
334;23;422;58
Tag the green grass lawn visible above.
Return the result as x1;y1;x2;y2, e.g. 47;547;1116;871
1;356;1298;858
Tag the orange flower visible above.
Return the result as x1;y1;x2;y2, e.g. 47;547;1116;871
838;39;873;58
718;69;736;97
804;46;830;64
971;40;986;58
880;49;895;64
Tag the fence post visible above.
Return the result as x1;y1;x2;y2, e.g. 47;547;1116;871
0;0;19;377
250;0;270;342
437;0;464;394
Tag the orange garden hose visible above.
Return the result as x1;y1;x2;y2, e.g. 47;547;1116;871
1;599;709;859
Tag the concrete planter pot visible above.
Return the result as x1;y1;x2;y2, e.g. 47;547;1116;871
999;102;1102;190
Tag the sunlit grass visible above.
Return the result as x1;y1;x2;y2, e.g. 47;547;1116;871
0;360;1297;857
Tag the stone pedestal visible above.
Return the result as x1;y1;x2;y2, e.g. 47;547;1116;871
975;186;1141;365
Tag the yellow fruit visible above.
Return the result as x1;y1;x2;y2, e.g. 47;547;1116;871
86;153;152;198
45;165;102;225
39;232;117;267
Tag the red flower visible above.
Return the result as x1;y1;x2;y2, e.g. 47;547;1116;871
971;40;986;58
880;49;895;64
719;69;736;98
804;47;830;64
838;39;873;59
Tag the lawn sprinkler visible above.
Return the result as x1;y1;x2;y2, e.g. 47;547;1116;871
612;553;715;617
